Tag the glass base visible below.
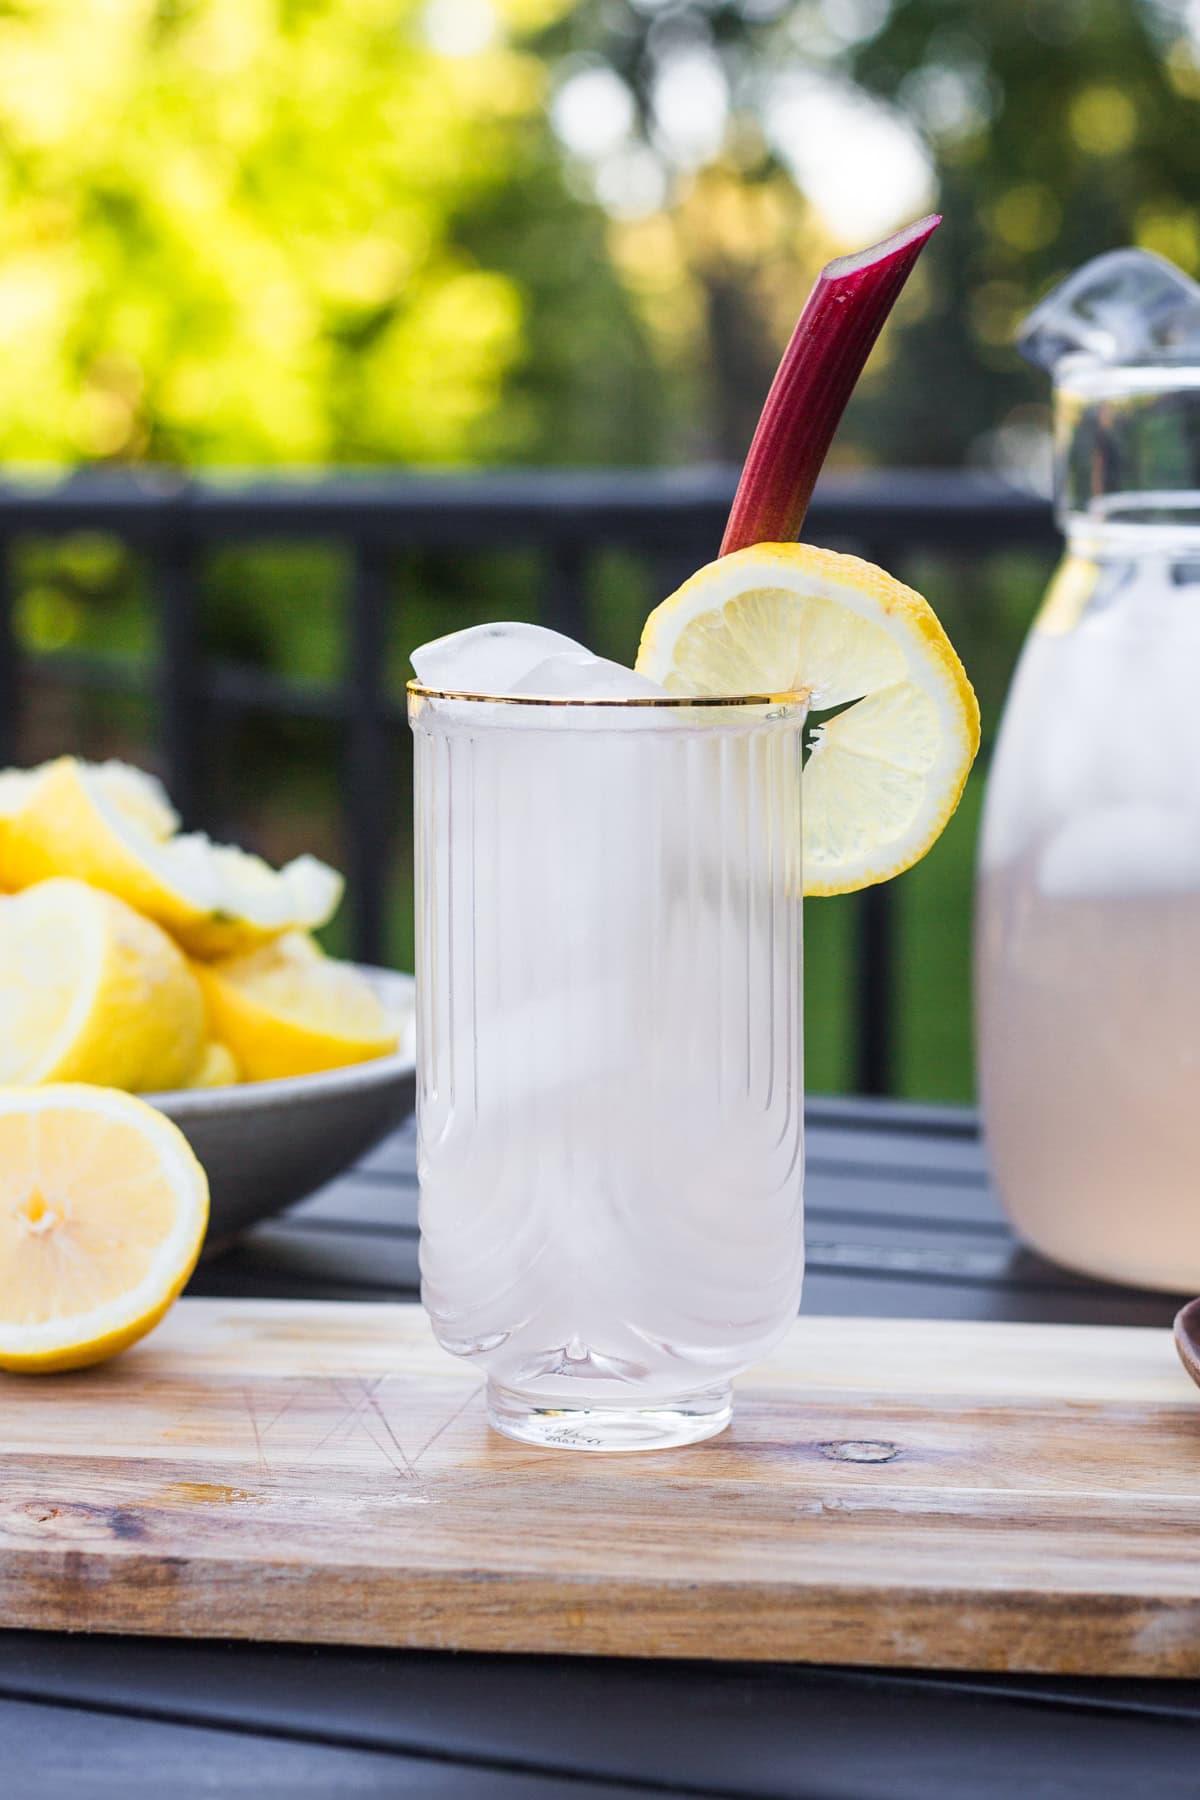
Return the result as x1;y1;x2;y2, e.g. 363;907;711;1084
486;1381;733;1452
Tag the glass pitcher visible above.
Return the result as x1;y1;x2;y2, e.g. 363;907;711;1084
976;250;1200;1292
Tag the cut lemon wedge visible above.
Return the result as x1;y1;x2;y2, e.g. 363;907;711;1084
0;1085;209;1372
0;757;178;842
186;1041;240;1089
636;543;980;894
193;931;399;1082
0;878;206;1091
0;757;342;957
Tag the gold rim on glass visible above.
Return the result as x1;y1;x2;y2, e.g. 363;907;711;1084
406;680;811;709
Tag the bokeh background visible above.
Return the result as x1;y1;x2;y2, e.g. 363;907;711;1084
3;0;1197;1098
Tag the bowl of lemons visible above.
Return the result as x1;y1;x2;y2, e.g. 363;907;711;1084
0;757;416;1244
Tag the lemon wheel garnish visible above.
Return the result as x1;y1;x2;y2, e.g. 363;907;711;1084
0;1085;209;1373
193;931;399;1082
0;877;207;1091
636;543;980;895
0;757;342;958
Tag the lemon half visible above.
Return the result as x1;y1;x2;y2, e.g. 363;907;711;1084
0;1084;209;1372
636;543;980;894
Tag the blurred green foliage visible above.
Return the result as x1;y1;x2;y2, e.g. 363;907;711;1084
0;0;661;466
538;0;1200;474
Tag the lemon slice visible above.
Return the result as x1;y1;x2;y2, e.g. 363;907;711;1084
0;757;342;957
0;1084;208;1372
193;931;399;1082
0;877;206;1091
636;543;980;894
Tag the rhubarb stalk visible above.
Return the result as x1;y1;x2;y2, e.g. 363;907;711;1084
719;214;941;557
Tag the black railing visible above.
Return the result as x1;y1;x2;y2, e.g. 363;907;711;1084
0;467;1058;1093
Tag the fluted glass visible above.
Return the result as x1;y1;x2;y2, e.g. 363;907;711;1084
410;689;806;1450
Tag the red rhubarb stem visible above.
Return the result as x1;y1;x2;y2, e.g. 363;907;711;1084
719;213;941;557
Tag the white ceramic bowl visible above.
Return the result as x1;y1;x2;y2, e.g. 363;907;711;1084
148;968;416;1244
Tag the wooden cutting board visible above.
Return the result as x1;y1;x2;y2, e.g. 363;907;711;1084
3;1298;1199;1676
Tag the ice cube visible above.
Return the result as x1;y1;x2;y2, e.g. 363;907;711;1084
1019;249;1200;374
510;651;666;700
411;622;588;695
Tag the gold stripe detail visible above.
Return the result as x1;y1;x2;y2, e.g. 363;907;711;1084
406;681;810;711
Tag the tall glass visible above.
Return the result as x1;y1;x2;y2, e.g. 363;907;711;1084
409;685;806;1450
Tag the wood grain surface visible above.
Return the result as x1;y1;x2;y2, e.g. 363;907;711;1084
2;1298;1199;1676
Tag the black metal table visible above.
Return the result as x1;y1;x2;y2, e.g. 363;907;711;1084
4;1098;1198;1799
